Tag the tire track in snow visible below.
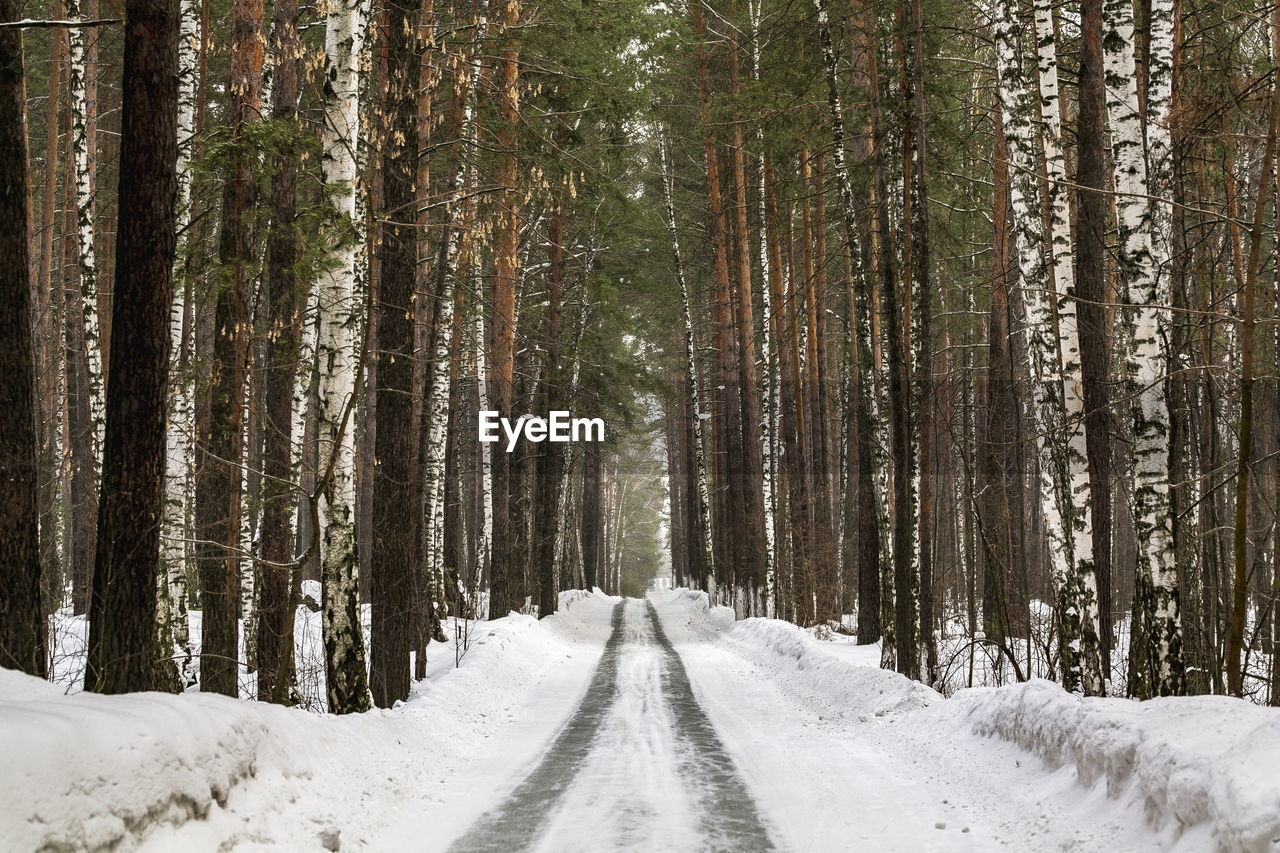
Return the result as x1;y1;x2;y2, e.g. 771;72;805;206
447;600;627;853
447;599;775;853
646;599;777;852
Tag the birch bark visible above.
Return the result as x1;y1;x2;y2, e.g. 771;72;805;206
748;0;776;617
65;0;101;451
660;133;714;591
318;0;371;713
993;0;1104;694
160;0;201;687
1103;0;1185;696
815;0;885;643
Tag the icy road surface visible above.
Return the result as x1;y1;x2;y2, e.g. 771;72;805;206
379;594;1164;853
9;587;1262;850
447;599;774;852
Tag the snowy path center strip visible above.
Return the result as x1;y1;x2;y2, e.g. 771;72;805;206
447;599;775;852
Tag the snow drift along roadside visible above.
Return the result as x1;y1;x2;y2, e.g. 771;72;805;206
0;590;617;852
951;679;1280;853
657;588;1280;853
657;588;939;718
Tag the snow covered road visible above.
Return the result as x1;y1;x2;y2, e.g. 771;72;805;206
446;599;773;852
6;588;1279;851
424;593;1151;852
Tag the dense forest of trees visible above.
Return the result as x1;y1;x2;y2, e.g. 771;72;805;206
1;0;1279;709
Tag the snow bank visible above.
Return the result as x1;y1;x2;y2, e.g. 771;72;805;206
952;679;1280;853
657;588;1280;853
655;589;939;718
0;589;616;852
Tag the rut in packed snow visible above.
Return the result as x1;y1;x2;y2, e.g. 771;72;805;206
447;599;775;852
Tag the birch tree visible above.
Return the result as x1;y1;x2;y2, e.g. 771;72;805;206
660;133;713;591
317;0;371;714
993;0;1105;694
1101;0;1186;697
65;0;102;451
161;0;201;688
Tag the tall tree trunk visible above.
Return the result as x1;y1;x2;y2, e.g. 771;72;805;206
1103;0;1185;697
35;5;65;616
487;0;521;619
198;0;263;698
827;0;884;644
727;29;769;614
85;0;179;693
1227;7;1280;697
800;153;836;622
765;161;814;626
994;0;1105;694
1075;0;1115;677
317;0;372;714
980;107;1016;645
256;0;303;703
660;134;713;590
0;1;46;677
691;0;742;605
907;0;936;680
885;5;919;679
66;0;102;453
63;142;97;619
369;0;421;708
748;0;777;616
532;203;565;617
581;440;601;591
159;0;201;689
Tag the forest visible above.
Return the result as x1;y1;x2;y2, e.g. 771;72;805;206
2;0;1280;720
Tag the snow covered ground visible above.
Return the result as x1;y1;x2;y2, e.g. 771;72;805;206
3;588;1279;851
656;590;1280;852
1;591;617;851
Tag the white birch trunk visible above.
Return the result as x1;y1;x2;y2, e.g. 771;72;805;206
160;0;201;686
475;300;493;608
1103;0;1185;695
318;0;371;712
749;0;776;618
994;0;1104;694
423;185;464;622
65;0;102;453
1034;0;1104;690
659;134;715;590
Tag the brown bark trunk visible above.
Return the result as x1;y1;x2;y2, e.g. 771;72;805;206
85;0;179;693
1076;0;1115;671
726;31;768;611
581;440;601;591
198;0;263;697
981;105;1016;644
371;0;421;708
0;1;47;677
257;0;302;703
533;206;566;617
488;0;521;618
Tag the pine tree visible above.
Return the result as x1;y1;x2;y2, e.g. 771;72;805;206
85;0;179;694
0;2;46;678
